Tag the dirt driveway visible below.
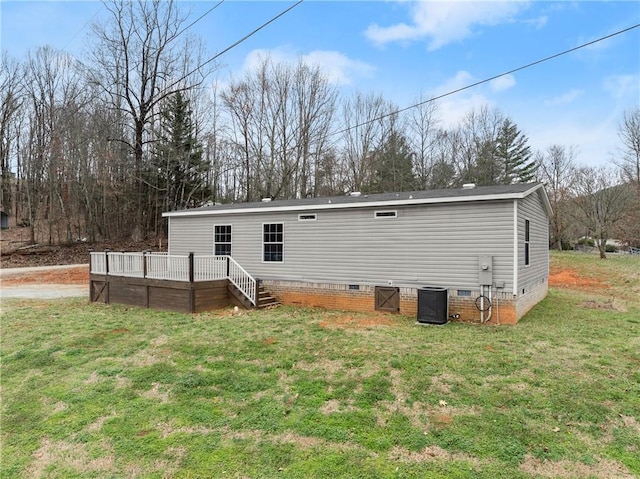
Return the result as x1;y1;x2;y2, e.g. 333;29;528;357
0;264;89;299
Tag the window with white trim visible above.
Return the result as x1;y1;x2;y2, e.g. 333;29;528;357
524;219;530;266
214;225;232;256
263;223;283;262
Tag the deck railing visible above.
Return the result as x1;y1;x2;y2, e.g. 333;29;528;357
145;254;190;281
228;256;257;306
108;252;145;278
90;252;256;306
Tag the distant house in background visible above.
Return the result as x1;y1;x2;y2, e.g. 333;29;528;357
0;211;8;230
162;183;552;324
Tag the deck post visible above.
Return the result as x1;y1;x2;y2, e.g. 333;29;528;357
104;249;110;275
143;251;148;279
88;248;93;301
255;278;260;309
189;252;195;313
188;252;195;283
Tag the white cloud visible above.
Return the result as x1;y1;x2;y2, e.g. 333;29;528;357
523;15;548;29
432;71;493;127
527;119;615;167
242;47;375;86
544;89;584;106
365;1;529;51
439;93;494;128
490;74;516;92
302;51;376;85
434;70;476;95
603;74;639;99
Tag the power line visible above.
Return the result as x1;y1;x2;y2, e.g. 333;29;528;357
176;1;225;39
331;22;640;138
193;0;304;76
62;0;223;54
62;8;102;52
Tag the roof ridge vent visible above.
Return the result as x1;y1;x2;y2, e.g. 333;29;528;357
462;183;476;189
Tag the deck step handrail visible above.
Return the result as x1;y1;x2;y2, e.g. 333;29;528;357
90;252;257;306
227;256;257;306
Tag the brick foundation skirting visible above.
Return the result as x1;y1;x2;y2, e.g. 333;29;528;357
262;280;547;325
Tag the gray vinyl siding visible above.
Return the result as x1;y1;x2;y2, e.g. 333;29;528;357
169;200;517;291
517;190;550;296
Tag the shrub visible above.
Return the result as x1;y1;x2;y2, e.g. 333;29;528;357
577;237;595;247
561;240;573;251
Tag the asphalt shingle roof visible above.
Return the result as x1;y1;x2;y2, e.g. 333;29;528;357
164;183;544;217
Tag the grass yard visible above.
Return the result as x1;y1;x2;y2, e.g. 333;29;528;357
1;252;639;478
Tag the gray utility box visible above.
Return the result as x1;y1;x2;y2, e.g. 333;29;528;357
417;287;448;325
478;255;493;286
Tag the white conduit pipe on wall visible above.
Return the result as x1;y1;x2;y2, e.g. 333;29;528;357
479;285;493;323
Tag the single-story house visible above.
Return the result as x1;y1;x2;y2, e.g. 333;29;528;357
162;182;552;324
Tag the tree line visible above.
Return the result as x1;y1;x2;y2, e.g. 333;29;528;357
1;0;638;254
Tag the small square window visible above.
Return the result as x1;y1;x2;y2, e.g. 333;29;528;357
375;210;397;218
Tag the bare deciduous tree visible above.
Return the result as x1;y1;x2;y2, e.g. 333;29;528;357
89;0;209;238
537;144;577;250
20;46;88;244
341;91;391;192
0;53;25;218
221;56;336;201
614;107;640;247
571;166;633;259
454;106;504;185
406;93;440;190
615;107;640;189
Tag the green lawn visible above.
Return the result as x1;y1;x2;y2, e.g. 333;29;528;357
2;252;639;478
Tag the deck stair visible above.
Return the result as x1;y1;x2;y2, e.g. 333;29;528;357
257;285;280;309
228;282;280;309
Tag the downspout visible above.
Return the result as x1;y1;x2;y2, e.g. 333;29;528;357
167;218;172;255
513;199;518;298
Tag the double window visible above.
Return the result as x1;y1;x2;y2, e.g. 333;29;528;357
214;225;232;256
263;223;283;262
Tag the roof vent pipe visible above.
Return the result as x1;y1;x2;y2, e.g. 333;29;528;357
261;198;272;202
462;183;476;189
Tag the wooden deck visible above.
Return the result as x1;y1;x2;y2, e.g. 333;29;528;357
89;252;278;313
90;274;235;313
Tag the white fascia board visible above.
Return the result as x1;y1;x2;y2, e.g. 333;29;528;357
163;191;535;218
524;183;554;218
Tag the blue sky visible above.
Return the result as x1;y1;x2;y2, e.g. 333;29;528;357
2;1;639;167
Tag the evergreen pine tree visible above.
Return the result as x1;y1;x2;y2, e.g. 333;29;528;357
370;131;416;193
495;118;537;183
152;92;211;214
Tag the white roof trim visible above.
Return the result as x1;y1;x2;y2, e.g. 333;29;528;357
164;188;544;218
